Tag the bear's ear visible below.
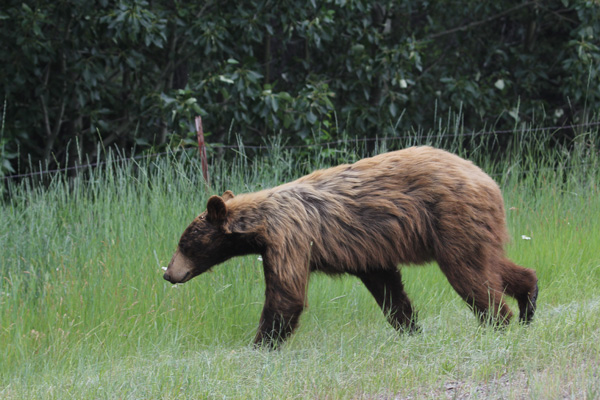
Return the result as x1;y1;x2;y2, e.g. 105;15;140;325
206;195;227;224
222;190;235;201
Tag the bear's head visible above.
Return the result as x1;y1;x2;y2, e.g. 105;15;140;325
163;190;236;284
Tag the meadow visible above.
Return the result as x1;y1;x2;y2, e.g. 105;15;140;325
1;131;599;399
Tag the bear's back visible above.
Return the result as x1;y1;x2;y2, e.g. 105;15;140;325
295;146;501;208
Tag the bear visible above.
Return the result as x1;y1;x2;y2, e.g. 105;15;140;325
163;146;538;348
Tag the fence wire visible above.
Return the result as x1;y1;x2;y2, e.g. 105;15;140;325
2;121;599;181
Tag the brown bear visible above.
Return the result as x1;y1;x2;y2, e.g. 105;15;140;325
163;146;538;348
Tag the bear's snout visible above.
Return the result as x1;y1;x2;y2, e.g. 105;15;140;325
163;249;195;284
163;270;191;284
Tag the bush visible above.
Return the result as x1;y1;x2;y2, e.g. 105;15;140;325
1;0;598;174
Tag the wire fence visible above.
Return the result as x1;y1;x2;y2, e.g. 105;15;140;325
2;121;599;181
209;121;600;150
1;150;173;181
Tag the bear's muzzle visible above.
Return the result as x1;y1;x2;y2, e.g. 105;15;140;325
163;249;195;284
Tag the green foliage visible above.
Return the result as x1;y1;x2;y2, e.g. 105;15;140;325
1;1;599;173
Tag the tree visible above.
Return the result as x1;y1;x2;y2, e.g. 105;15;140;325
1;0;598;175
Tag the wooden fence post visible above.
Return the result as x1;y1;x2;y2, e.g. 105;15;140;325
195;116;209;185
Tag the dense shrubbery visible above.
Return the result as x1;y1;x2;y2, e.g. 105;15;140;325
1;0;599;174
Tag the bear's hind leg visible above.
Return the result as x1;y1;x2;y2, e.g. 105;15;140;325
499;259;538;324
438;260;513;326
355;268;419;333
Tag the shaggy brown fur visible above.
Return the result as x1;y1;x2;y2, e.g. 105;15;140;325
163;146;538;348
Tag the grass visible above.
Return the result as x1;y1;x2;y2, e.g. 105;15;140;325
1;131;600;399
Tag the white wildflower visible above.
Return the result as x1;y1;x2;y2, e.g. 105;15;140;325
554;108;564;119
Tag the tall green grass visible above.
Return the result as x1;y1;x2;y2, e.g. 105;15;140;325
1;130;599;399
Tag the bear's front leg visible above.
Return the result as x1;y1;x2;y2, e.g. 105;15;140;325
253;255;308;349
253;300;304;349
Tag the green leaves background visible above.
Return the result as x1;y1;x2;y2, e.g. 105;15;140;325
1;1;599;174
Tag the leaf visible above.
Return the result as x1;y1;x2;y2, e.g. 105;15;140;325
134;137;150;146
247;70;263;82
2;159;15;173
125;56;138;68
271;96;279;112
218;75;234;84
192;103;203;114
265;23;274;36
160;93;176;105
508;109;520;121
32;23;43;38
351;44;365;53
277;92;293;102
